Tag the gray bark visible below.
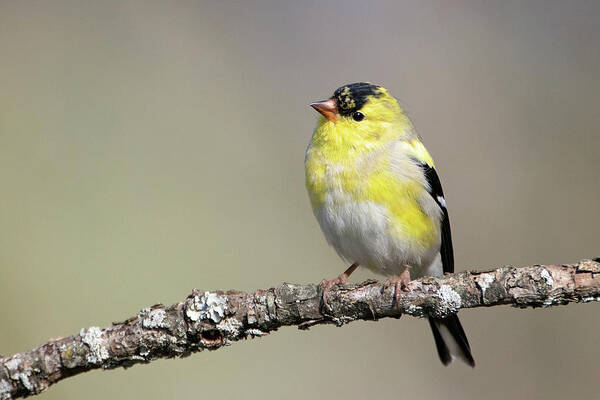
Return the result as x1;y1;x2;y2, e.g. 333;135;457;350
1;259;599;399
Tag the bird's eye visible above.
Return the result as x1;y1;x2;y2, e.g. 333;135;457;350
352;112;365;122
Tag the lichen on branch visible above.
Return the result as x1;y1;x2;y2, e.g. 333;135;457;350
1;259;599;399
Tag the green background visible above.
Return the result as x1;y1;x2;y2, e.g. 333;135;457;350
1;1;599;399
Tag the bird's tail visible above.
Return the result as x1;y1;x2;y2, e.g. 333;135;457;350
428;315;475;367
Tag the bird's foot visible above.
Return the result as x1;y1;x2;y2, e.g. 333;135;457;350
385;266;412;308
320;263;359;310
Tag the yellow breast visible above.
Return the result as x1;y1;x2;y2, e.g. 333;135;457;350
305;142;437;249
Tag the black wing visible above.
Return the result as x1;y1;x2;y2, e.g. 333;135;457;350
417;163;474;366
419;163;454;274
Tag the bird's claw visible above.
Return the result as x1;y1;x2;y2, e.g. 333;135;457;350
319;275;347;310
385;266;412;309
319;263;359;311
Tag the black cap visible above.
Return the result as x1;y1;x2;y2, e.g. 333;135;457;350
332;82;383;116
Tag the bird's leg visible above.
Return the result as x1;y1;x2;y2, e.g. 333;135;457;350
320;263;359;309
386;265;412;308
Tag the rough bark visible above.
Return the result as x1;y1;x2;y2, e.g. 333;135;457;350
1;259;600;399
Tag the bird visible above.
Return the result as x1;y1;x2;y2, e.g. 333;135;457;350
305;82;474;367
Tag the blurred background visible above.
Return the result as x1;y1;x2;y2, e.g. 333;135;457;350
1;1;599;399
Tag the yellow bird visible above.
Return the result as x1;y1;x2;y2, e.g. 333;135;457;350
305;82;474;366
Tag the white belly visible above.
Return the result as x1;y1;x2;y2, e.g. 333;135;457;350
314;198;439;277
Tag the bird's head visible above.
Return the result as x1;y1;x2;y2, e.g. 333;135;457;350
310;82;413;150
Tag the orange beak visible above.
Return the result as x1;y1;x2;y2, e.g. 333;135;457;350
310;98;339;122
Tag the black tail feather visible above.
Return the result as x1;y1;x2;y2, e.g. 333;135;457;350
428;315;475;367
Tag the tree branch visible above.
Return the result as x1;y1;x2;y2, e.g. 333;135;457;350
2;259;600;399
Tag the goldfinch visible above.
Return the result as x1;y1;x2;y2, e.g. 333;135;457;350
305;82;474;367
